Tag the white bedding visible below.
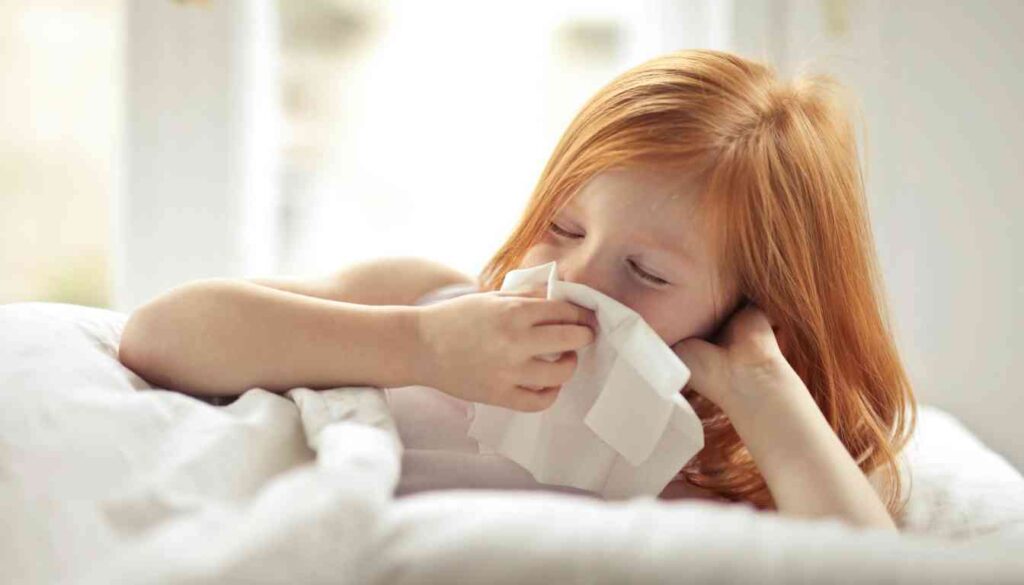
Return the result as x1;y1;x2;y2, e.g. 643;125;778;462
1;302;1022;584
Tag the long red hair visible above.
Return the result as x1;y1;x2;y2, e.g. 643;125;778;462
476;49;917;517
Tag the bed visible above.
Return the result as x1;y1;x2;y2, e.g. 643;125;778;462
2;301;1022;584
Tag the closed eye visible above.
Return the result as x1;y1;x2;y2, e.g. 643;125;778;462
628;259;669;285
547;222;670;286
548;222;581;239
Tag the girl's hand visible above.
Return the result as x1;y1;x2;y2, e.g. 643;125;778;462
671;302;801;413
674;304;898;530
414;287;598;412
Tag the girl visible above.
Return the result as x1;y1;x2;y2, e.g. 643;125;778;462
120;49;916;531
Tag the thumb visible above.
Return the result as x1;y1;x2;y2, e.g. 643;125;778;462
672;337;725;393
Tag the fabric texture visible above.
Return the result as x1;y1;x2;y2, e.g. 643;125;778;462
2;301;1023;584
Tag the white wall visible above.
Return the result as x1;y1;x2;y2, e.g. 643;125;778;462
117;0;280;312
741;0;1023;469
275;0;734;279
0;1;120;307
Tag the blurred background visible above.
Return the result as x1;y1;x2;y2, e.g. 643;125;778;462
1;0;1021;469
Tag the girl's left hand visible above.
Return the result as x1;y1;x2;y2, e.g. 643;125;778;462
670;303;801;412
672;304;898;531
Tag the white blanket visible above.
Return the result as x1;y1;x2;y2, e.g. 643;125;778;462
2;302;1023;584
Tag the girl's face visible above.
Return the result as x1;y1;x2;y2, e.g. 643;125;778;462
519;166;742;347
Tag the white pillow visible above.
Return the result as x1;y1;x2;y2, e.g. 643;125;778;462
895;404;1024;538
0;301;144;394
2;301;1022;539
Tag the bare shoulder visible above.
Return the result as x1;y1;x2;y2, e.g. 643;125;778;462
246;256;476;306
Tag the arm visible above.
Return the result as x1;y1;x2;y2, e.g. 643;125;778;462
118;257;473;397
722;371;897;531
673;305;897;531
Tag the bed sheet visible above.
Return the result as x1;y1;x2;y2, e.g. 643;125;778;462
1;302;1022;584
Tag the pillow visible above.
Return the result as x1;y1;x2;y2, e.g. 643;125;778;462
895;404;1024;538
2;301;1022;540
0;301;144;395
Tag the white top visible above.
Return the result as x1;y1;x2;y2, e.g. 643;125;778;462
385;282;723;502
384;382;598;498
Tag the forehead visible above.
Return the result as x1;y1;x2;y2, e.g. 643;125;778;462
563;166;709;256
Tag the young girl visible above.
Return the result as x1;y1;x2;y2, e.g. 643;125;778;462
120;49;916;531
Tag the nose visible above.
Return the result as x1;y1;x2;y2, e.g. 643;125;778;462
557;247;613;298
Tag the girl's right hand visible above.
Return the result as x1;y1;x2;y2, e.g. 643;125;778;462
414;287;598;412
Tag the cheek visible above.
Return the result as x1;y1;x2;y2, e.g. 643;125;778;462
644;296;715;346
519;244;555;269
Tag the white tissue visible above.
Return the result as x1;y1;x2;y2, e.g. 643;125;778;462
466;260;705;499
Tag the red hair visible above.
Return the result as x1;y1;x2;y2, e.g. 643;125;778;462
476;49;917;516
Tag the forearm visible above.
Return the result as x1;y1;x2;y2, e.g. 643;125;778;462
723;372;897;531
119;278;424;396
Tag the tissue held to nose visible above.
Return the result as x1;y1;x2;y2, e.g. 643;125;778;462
467;261;705;500
415;274;599;413
497;282;598;387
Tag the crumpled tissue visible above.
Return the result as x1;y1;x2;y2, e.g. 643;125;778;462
467;260;705;499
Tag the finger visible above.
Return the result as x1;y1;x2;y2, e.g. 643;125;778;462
493;289;598;330
672;337;724;393
520;350;578;388
530;300;598;330
530;323;595;355
508;385;561;412
718;303;776;346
